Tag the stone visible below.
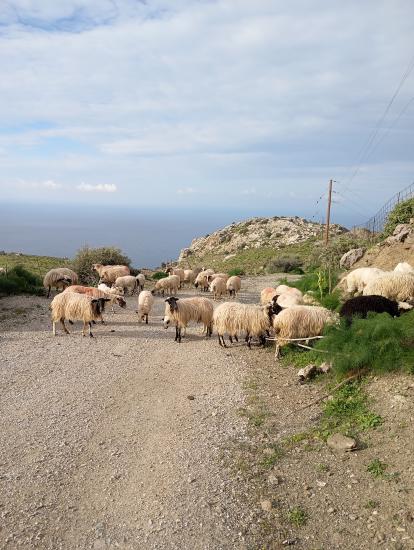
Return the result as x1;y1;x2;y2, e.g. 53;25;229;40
327;433;357;452
260;499;273;512
340;248;365;269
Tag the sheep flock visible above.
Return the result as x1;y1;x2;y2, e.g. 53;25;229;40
41;260;414;360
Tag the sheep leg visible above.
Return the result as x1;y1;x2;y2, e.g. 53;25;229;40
60;319;69;335
234;334;238;342
52;321;56;336
274;343;280;359
207;324;212;338
84;322;94;337
145;314;148;324
47;286;51;298
218;334;227;348
177;326;182;343
229;335;233;344
175;326;179;342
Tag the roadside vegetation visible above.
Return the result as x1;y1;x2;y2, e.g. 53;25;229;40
0;252;69;278
0;266;44;296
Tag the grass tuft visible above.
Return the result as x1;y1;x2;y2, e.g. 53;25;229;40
288;506;308;527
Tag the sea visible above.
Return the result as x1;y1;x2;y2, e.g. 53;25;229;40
0;202;279;268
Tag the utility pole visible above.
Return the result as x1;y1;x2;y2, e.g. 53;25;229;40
324;179;333;245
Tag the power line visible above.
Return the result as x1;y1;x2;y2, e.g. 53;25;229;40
341;52;414;195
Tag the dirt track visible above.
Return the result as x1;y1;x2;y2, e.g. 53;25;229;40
0;276;284;549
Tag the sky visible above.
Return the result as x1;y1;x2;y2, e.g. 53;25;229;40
0;0;414;227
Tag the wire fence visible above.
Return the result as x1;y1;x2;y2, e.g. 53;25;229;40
356;181;414;234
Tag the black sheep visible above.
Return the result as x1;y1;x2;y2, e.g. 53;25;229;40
339;295;402;324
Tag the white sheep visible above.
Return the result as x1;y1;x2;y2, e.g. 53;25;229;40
0;267;5;275
209;277;227;300
97;283;125;313
183;269;196;287
43;268;78;298
50;292;110;337
137;290;154;324
213;301;277;348
394;262;414;273
114;275;137;295
272;305;338;358
363;272;414;302
194;270;211;292
226;275;241;298
152;275;180;296
337;267;385;296
275;284;291;295
165;267;185;287
276;292;304;308
260;287;278;305
208;272;229;283
93;264;130;284
163;296;214;342
136;273;146;291
64;285;126;319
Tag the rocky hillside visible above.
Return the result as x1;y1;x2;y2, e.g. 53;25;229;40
178;216;347;265
352;221;414;270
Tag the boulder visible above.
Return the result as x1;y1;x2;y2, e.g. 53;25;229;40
327;433;356;452
340;248;365;269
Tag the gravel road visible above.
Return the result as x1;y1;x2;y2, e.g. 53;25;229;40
0;276;288;549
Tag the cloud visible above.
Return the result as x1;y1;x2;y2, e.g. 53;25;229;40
0;1;413;220
241;187;257;195
177;186;197;194
16;179;62;190
76;183;117;193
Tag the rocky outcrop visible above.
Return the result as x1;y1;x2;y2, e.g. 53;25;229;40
340;248;365;269
178;216;347;263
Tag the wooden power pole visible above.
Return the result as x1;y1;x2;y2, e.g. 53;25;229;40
324;179;333;245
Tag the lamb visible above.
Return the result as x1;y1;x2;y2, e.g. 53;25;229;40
183;269;196;287
339;295;411;325
163;296;214;343
64;285;126;320
93;264;130;284
137;290;154;324
209;277;227;300
114;275;138;295
363;272;414;302
152;275;180;296
136;273;146;291
50;292;110;337
213;301;279;348
226;275;241;298
43;268;78;298
260;287;278;305
394;262;414;273
337;267;384;296
272;305;338;358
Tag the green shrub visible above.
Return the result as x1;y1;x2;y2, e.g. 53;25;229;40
383;198;414;236
228;268;245;276
315;312;414;378
152;271;168;280
0;265;44;296
266;255;304;274
279;269;339;299
72;246;131;285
